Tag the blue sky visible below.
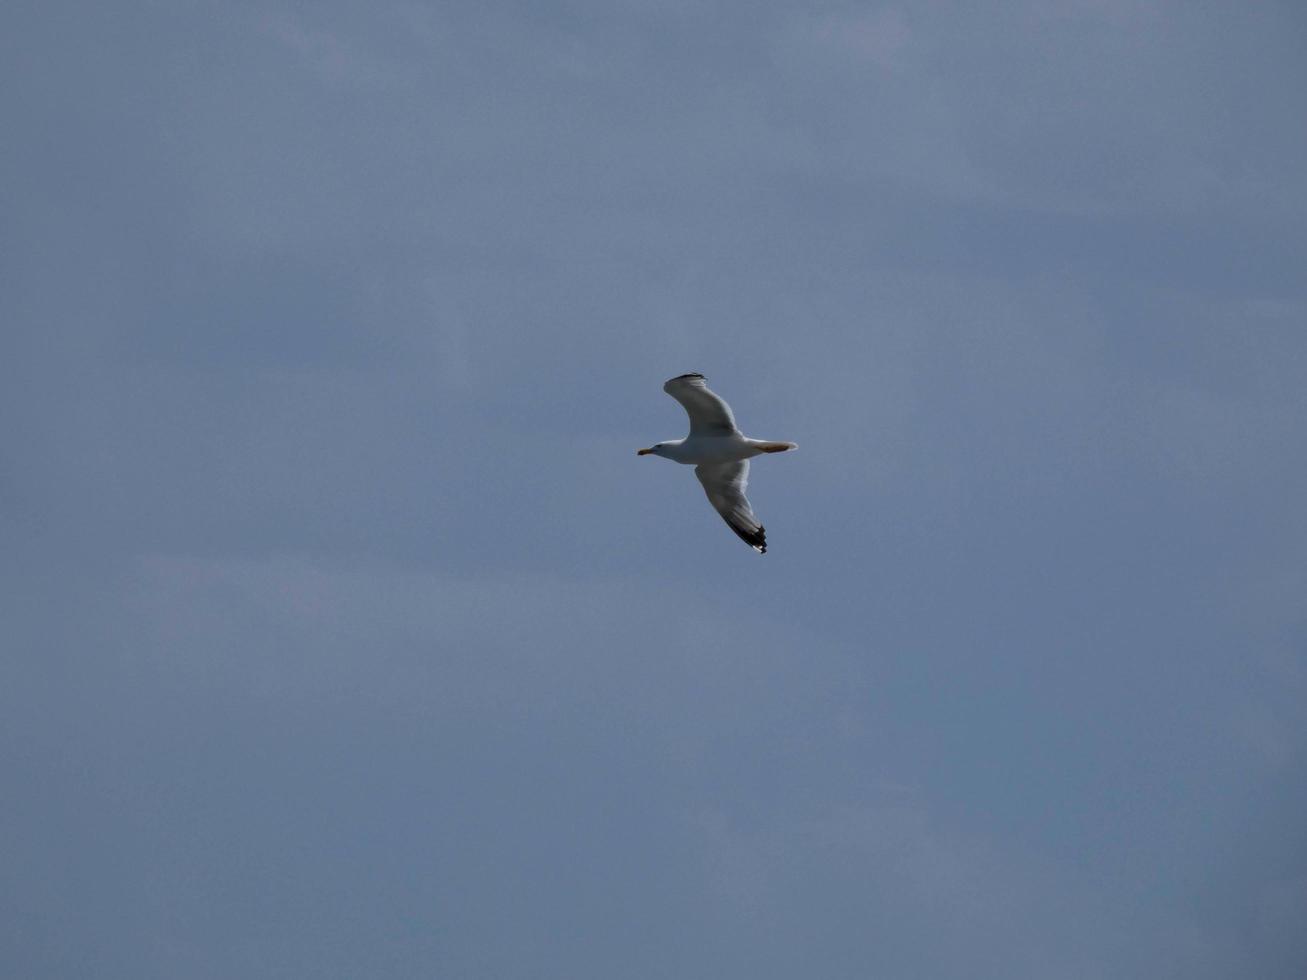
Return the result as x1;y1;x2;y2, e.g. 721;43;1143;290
3;2;1306;977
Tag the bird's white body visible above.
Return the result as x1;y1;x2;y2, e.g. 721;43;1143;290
637;373;796;553
644;434;776;466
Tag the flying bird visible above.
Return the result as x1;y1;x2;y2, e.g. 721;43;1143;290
637;373;797;554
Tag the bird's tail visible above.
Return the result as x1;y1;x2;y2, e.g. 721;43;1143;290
757;442;798;453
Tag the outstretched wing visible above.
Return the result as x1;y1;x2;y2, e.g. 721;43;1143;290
695;460;766;554
663;373;738;436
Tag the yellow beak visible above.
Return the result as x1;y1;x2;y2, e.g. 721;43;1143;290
636;448;655;455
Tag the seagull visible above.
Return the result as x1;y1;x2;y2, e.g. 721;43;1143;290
637;373;797;554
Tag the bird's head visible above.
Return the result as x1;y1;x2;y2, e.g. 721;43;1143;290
637;443;668;457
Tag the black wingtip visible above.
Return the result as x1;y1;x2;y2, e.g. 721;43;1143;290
668;372;705;381
727;521;767;554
